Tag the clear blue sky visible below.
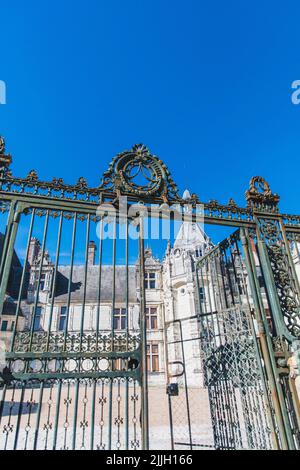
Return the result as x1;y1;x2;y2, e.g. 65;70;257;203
1;0;300;219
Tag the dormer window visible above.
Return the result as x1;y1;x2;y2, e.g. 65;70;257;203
144;272;156;289
33;273;46;291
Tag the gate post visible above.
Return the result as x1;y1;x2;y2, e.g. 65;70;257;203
0;201;24;313
241;228;290;449
245;177;300;448
254;220;300;447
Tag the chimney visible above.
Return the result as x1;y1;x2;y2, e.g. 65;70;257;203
88;241;96;265
28;238;40;266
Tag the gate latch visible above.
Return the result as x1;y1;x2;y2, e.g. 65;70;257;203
166;383;179;396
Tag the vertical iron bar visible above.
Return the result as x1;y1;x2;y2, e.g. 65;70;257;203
90;379;96;450
0;202;22;312
139;216;149;450
73;214;90;449
108;216;117;450
95;218;103;350
63;213;77;350
0;384;7;427
46;211;63;348
13;382;26;450
10;208;35;351
125;218;129;450
0;200;17;284
72;379;80;450
53;380;62;450
79;214;90;348
91;217;103;449
33;381;44;450
29;210;50;349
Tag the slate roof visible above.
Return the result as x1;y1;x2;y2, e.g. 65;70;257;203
0;232;25;299
54;265;138;303
2;296;24;316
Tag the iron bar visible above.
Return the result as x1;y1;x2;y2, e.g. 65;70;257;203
46;211;63;348
10;208;35;351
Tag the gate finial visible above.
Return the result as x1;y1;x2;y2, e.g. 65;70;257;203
245;176;280;213
99;144;180;201
0;136;12;170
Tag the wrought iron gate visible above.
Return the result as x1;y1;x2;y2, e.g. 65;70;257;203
0;210;149;450
196;230;279;450
166;226;300;450
0;137;300;450
0;141;158;450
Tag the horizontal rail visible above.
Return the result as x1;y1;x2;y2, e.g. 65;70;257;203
1;369;141;382
5;350;140;360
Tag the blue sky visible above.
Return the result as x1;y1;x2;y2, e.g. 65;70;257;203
1;1;300;255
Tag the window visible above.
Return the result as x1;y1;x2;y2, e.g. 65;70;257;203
11;321;15;332
199;287;205;301
146;307;158;330
113;308;127;330
1;320;8;332
40;274;46;291
144;272;156;289
147;343;159;372
58;306;67;331
33;306;42;331
35;273;46;291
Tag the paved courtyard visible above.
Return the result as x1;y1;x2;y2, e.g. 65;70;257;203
0;382;214;450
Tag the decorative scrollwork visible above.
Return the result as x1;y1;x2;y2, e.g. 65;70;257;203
13;331;140;354
245;176;280;213
257;218;300;337
100;143;180;201
2;135;300;230
0;136;12;172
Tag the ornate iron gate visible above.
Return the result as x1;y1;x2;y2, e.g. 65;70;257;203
0;137;300;450
0;141;160;450
196;231;279;449
166;222;300;450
